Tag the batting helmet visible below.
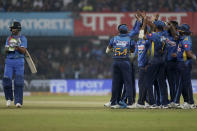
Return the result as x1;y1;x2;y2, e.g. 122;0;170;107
9;21;21;31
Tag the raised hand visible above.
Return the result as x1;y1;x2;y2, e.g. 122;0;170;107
135;10;141;21
140;10;146;19
152;13;159;22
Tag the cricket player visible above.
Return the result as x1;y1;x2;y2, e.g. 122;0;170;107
3;21;27;108
136;20;168;108
153;21;178;106
132;18;154;108
172;24;196;109
106;24;135;108
104;18;141;108
118;18;141;105
164;21;179;102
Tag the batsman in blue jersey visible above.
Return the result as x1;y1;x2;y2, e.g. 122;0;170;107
3;21;27;108
172;24;196;109
106;24;135;108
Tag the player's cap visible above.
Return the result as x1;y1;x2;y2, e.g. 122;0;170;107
178;24;191;33
9;21;21;31
118;24;128;34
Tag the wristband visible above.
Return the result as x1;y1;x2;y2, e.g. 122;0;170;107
139;30;144;39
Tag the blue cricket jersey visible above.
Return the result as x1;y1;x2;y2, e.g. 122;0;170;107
165;35;178;61
109;34;135;59
177;35;192;63
146;32;163;64
5;35;27;59
135;39;150;67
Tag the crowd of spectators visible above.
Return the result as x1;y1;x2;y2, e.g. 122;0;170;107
28;39;112;79
0;0;197;12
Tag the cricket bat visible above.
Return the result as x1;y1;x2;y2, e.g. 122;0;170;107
25;50;37;74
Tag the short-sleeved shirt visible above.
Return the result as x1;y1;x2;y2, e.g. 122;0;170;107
177;35;192;62
146;32;163;64
135;39;150;67
163;32;178;61
109;34;135;59
5;35;27;59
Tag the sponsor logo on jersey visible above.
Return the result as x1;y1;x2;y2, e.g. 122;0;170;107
184;44;189;48
166;39;176;46
138;45;145;51
116;40;128;47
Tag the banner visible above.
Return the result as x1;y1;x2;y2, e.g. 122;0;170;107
50;79;112;95
1;12;196;36
193;12;197;35
49;79;197;95
0;12;74;36
74;12;195;36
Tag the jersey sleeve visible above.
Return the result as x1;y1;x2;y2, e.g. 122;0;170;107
183;38;191;51
128;20;141;37
20;36;27;48
108;37;114;47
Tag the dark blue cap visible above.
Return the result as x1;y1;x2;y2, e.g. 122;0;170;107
178;24;191;33
118;24;128;33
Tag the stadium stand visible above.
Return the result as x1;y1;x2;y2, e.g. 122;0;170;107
0;0;197;12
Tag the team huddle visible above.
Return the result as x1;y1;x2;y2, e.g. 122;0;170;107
105;11;196;109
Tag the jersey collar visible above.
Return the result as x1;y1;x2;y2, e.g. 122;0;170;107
119;34;128;37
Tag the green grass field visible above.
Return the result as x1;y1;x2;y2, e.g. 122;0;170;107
0;95;197;131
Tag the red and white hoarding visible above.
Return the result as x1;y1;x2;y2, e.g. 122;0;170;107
74;12;195;36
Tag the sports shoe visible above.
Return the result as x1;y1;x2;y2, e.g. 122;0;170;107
181;102;191;109
149;104;160;109
104;102;111;107
119;101;127;108
127;103;145;109
6;100;11;107
168;102;181;108
16;103;22;108
144;103;150;108
127;103;136;109
190;104;197;109
136;103;145;109
162;105;169;109
111;104;121;109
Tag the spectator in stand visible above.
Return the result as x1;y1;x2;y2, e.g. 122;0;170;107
1;0;197;12
33;0;43;11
